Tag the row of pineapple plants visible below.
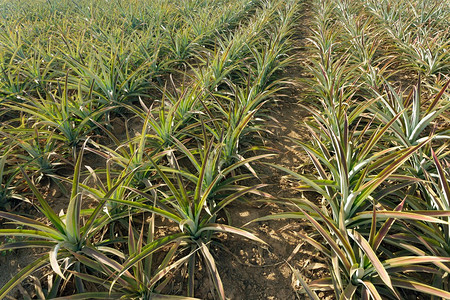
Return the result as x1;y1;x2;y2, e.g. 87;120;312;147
0;0;299;299
0;0;261;113
268;0;449;298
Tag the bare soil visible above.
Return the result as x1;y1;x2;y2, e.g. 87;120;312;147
208;3;332;299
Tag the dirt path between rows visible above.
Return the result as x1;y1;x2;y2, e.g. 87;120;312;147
214;2;331;299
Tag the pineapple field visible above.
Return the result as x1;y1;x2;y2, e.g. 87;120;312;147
0;0;449;299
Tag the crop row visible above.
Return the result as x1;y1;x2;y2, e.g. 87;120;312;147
275;0;450;298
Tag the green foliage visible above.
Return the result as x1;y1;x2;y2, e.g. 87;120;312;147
102;135;267;299
0;151;24;210
3;0;448;298
262;0;450;298
0;144;125;298
4;76;107;159
0;0;297;298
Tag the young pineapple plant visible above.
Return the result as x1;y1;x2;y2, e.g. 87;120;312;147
369;78;450;203
52;217;200;300
66;46;153;106
4;76;107;160
0;143;130;298
98;137;268;299
0;149;26;211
